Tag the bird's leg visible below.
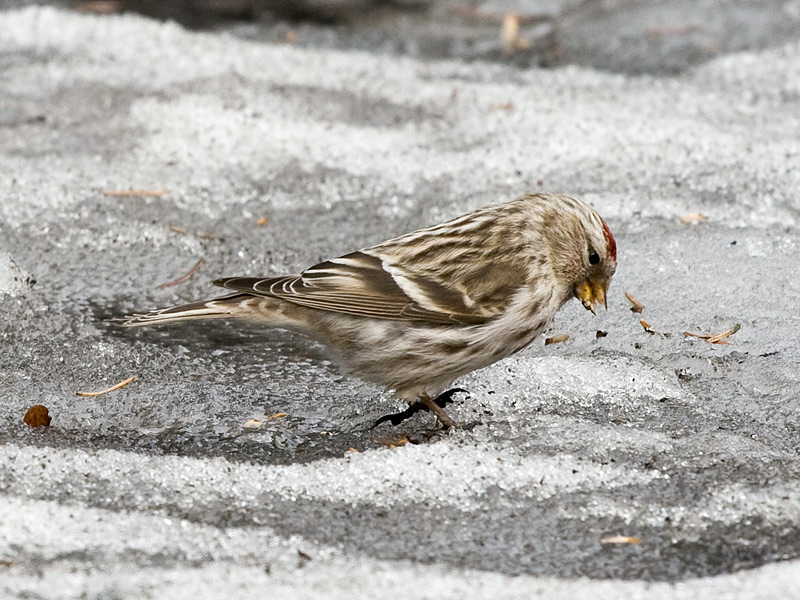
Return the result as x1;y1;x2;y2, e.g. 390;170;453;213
372;388;467;428
419;393;457;429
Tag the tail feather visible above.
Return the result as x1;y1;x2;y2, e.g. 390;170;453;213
121;293;251;327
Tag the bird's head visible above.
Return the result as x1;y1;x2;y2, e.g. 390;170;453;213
536;195;617;314
572;218;617;314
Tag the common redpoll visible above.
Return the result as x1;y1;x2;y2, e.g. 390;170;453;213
123;192;617;428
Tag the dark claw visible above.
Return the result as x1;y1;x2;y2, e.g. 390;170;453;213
433;388;468;407
373;404;423;427
372;388;469;428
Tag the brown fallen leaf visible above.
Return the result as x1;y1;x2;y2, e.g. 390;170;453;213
625;292;645;313
24;405;51;427
639;320;671;337
374;435;410;448
501;13;531;53
491;102;515;111
103;189;169;197
706;324;741;344
346;447;360;453
196;231;223;241
545;334;569;346
158;259;205;289
683;324;741;345
601;535;641;545
256;216;269;226
268;412;287;419
680;212;709;225
596;330;608;339
76;375;137;397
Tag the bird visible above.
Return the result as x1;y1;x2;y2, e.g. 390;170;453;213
122;192;617;429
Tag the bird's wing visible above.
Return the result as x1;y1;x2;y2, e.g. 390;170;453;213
213;236;528;326
213;251;482;325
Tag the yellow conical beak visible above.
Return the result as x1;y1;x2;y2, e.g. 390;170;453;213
574;278;608;314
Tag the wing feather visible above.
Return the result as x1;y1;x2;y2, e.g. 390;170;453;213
214;202;532;325
214;252;486;324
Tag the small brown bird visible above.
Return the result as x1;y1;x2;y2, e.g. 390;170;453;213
123;192;617;428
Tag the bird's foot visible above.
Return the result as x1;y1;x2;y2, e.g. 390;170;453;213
373;388;468;428
419;394;457;429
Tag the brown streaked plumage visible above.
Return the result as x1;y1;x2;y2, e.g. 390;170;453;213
123;192;617;428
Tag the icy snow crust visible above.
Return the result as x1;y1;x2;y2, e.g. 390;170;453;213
1;7;800;598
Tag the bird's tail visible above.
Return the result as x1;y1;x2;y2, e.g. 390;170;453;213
120;293;254;327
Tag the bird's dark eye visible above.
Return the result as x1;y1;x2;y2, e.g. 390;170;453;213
588;251;600;265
